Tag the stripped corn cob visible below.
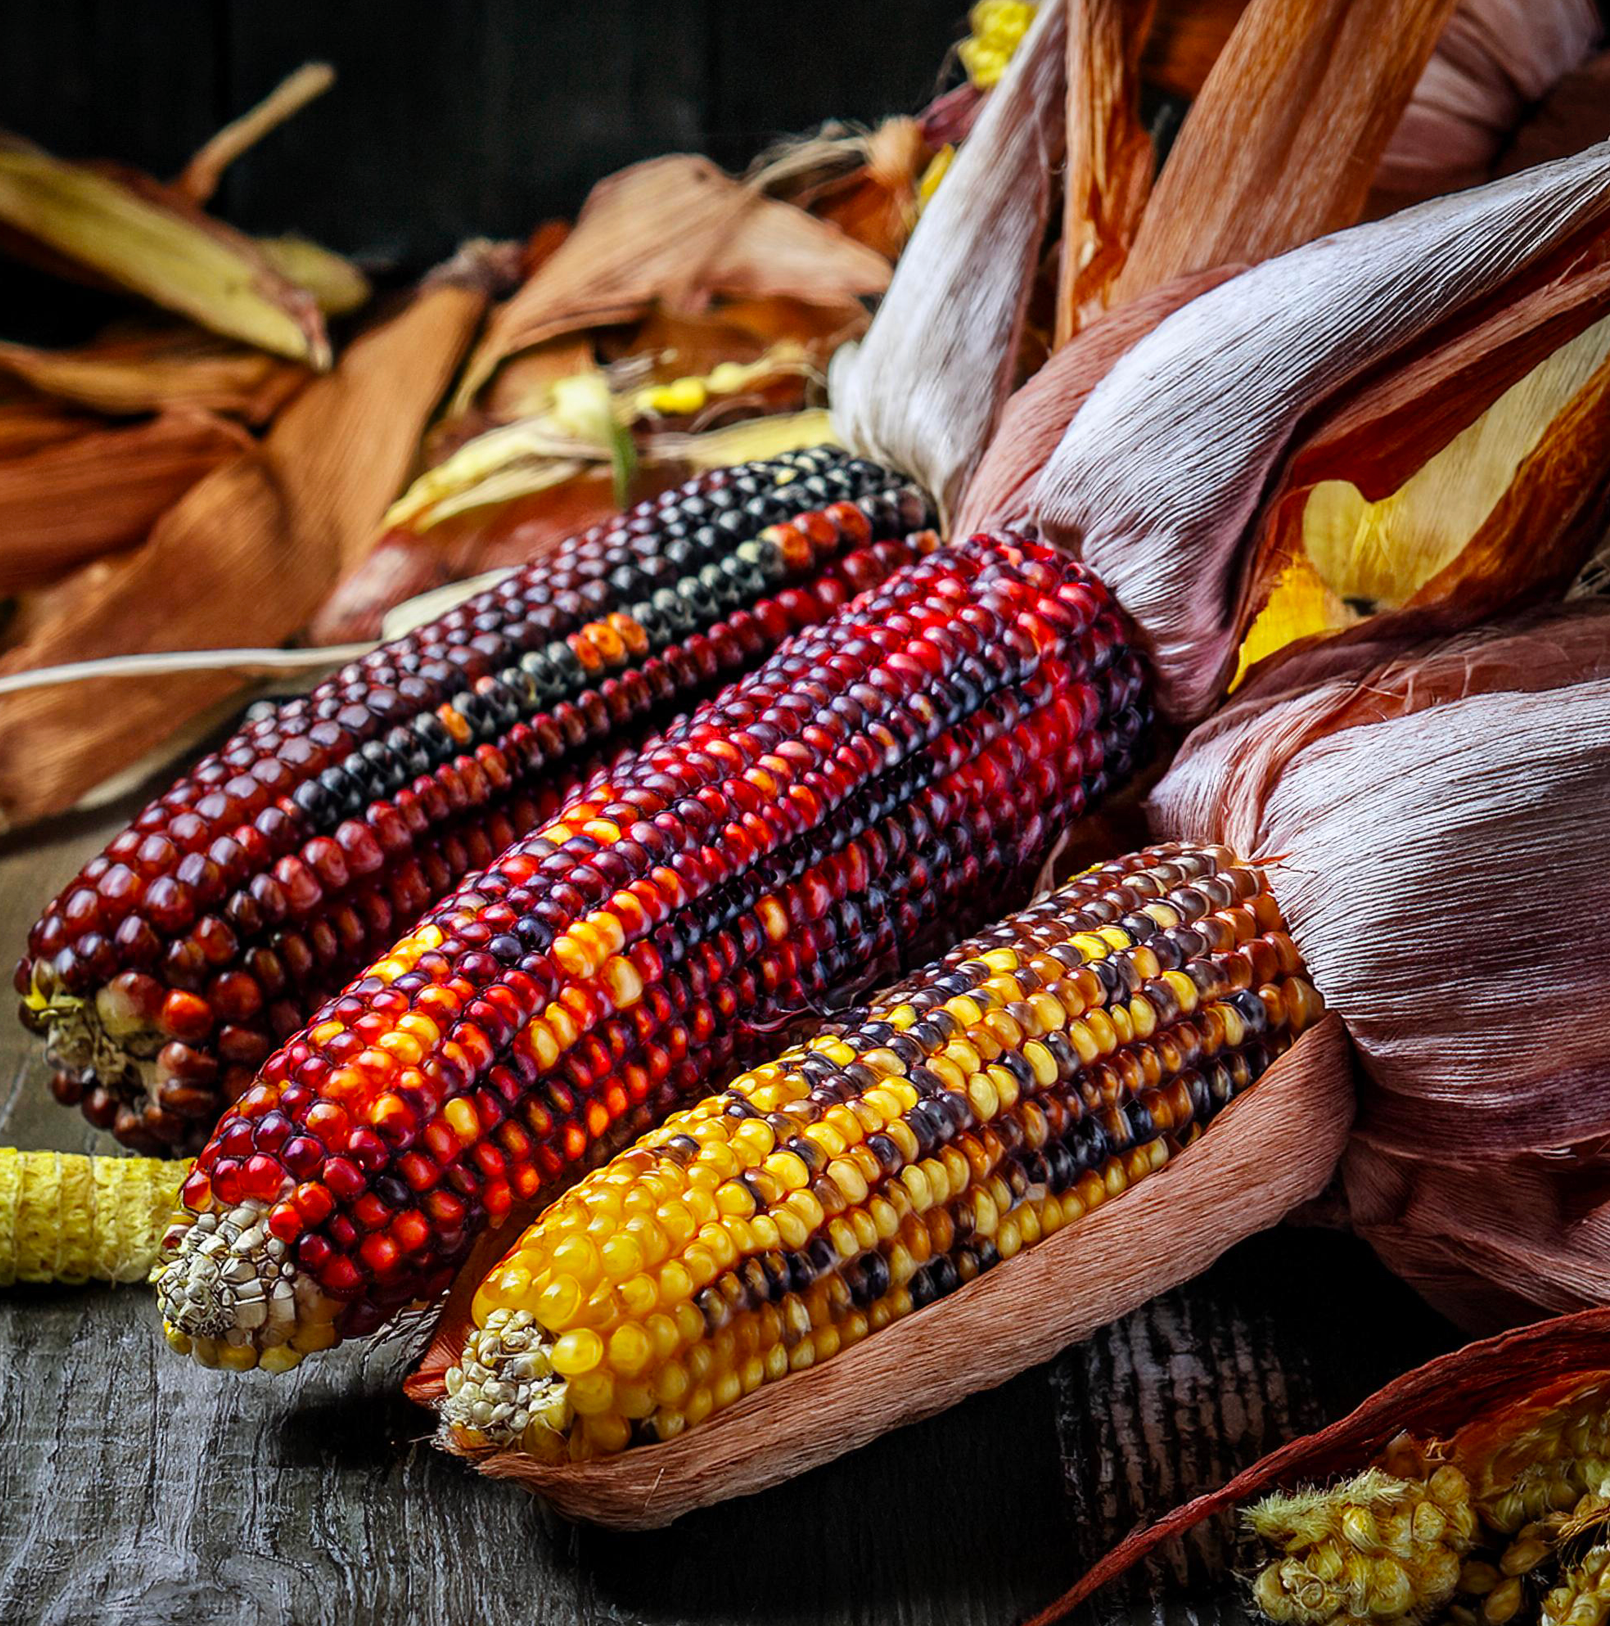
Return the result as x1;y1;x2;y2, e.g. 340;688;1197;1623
0;1148;187;1285
437;842;1319;1460
19;446;931;1154
155;535;1151;1369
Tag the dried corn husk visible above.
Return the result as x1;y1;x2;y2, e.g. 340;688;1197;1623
1032;1310;1610;1625
454;155;889;413
1056;0;1157;341
0;326;308;422
1022;141;1610;722
171;61;336;205
0;135;329;366
0;410;250;592
1150;606;1610;1327
1375;0;1602;207
831;0;1066;522
254;236;370;318
0;398;92;458
0;249;498;828
1113;0;1460;302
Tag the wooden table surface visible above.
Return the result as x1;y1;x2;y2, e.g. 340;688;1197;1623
0;748;1462;1626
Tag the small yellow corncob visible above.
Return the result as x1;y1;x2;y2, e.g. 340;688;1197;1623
1245;1467;1478;1624
958;0;1037;89
440;843;1322;1461
0;1147;187;1286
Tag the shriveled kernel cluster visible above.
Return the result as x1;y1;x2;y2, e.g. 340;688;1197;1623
1541;1546;1610;1626
1245;1386;1610;1626
157;534;1152;1369
20;446;928;1153
1245;1467;1478;1624
440;842;1318;1462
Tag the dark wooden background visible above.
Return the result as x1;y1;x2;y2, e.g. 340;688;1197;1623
0;9;1469;1623
0;0;968;276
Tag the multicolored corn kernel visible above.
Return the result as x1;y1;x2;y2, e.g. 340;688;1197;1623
1245;1466;1477;1625
154;534;1152;1369
438;842;1319;1461
20;445;932;1154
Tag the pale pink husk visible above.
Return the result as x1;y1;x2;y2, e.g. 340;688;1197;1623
1148;605;1610;1326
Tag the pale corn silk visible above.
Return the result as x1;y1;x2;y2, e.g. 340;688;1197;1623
1148;606;1610;1328
828;0;1065;524
1021;139;1610;724
1375;0;1602;200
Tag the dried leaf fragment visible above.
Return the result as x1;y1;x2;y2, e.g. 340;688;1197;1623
0;134;330;365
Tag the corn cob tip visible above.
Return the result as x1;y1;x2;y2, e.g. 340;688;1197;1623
154;1198;336;1371
440;1309;573;1459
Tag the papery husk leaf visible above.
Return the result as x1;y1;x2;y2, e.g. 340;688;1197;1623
1056;0;1156;343
454;156;889;414
1030;1308;1610;1625
831;0;1067;523
0;327;308;423
0;136;329;366
1230;556;1356;689
0;261;491;828
1499;49;1610;182
1291;313;1610;608
478;337;596;422
1113;0;1460;303
650;407;840;470
956;265;1239;535
0;398;92;458
1374;0;1602;207
1140;0;1247;98
0;411;251;593
1026;141;1610;723
254;235;371;317
1148;605;1610;1326
409;1016;1354;1526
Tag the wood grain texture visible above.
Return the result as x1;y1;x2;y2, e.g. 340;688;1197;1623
0;721;1461;1625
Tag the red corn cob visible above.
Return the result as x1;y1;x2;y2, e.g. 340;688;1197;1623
17;447;931;1153
155;534;1151;1369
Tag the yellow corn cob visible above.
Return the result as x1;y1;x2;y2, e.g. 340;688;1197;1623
440;842;1323;1461
0;1147;187;1285
958;1;1037;89
1245;1467;1478;1624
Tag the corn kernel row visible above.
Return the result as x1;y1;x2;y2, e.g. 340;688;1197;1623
156;535;1150;1369
439;842;1321;1460
22;445;929;1153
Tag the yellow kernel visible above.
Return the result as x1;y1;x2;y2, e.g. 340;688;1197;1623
567;1368;616;1416
1084;1009;1118;1054
787;1189;825;1234
981;948;1020;973
535;1273;584;1330
713;1370;743;1412
658;1261;694;1303
1161;971;1199;1015
1021;1041;1059;1088
1067;1021;1101;1066
608;1324;653;1377
551;1328;605;1376
775;1206;810;1249
444;1097;479;1144
686;1386;715;1427
600;1234;644;1279
1070;933;1109;962
828;1158;868;1205
763;1151;810;1191
748;1213;780;1250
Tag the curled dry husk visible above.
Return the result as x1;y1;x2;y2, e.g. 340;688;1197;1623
830;0;1067;522
0;248;500;830
1017;138;1610;722
1150;604;1610;1329
1027;1307;1610;1624
0;410;252;593
1374;0;1603;207
408;1018;1354;1527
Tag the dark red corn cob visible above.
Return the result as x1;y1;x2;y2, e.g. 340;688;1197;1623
154;534;1151;1370
18;447;932;1153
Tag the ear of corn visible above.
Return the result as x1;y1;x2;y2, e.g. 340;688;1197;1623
0;1148;187;1286
436;841;1320;1461
155;534;1151;1371
19;447;931;1155
1542;1546;1610;1626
